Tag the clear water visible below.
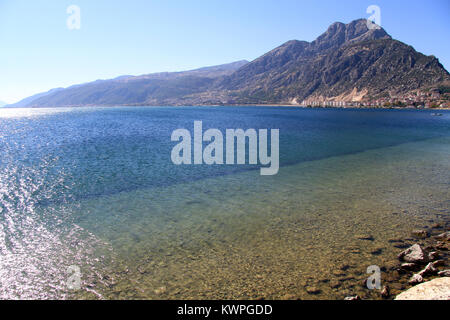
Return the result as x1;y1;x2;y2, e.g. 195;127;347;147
0;106;449;299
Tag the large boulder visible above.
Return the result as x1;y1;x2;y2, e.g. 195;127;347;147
398;244;427;263
395;277;450;300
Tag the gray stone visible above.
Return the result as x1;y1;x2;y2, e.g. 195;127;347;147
400;263;417;271
428;251;440;261
435;231;450;241
398;244;427;263
408;274;424;285
418;263;437;277
355;234;374;241
438;270;450;277
381;285;390;298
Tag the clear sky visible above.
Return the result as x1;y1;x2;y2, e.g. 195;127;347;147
1;0;449;104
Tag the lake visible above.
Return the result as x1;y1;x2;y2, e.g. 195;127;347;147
0;106;449;299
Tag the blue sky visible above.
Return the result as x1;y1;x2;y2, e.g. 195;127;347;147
1;0;449;103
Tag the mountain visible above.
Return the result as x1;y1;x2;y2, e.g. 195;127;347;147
11;19;450;107
0;101;7;107
205;19;450;105
6;88;64;108
9;60;248;108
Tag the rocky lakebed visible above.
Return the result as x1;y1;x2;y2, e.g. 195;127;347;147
342;223;449;300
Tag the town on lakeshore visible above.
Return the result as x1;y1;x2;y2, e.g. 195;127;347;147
301;88;450;109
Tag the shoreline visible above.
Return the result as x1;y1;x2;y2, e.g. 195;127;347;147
346;221;449;300
4;104;450;110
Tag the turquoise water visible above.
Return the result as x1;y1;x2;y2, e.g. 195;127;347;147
0;106;449;299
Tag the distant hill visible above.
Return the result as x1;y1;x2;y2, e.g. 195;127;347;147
9;60;248;108
0;101;7;107
10;19;450;107
6;88;64;108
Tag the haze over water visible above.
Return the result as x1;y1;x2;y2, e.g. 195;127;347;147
0;106;449;299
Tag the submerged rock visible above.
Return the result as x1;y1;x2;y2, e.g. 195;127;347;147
306;287;321;294
395;277;450;300
305;286;321;295
435;231;450;241
394;243;411;249
412;229;429;239
154;286;166;295
398;244;427;263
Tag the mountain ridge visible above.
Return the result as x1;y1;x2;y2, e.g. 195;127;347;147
7;19;450;108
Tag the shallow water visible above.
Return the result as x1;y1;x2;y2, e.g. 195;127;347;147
0;106;449;299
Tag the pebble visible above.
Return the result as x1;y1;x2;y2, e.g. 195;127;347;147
154;286;166;295
332;270;346;277
355;234;374;241
371;248;383;255
330;281;341;289
339;264;351;271
411;229;429;239
305;286;321;295
281;294;297;300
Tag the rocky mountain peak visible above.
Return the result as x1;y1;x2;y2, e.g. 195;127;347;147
311;19;391;52
10;19;449;107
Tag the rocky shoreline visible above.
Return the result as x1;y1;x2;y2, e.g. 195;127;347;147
345;222;449;300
